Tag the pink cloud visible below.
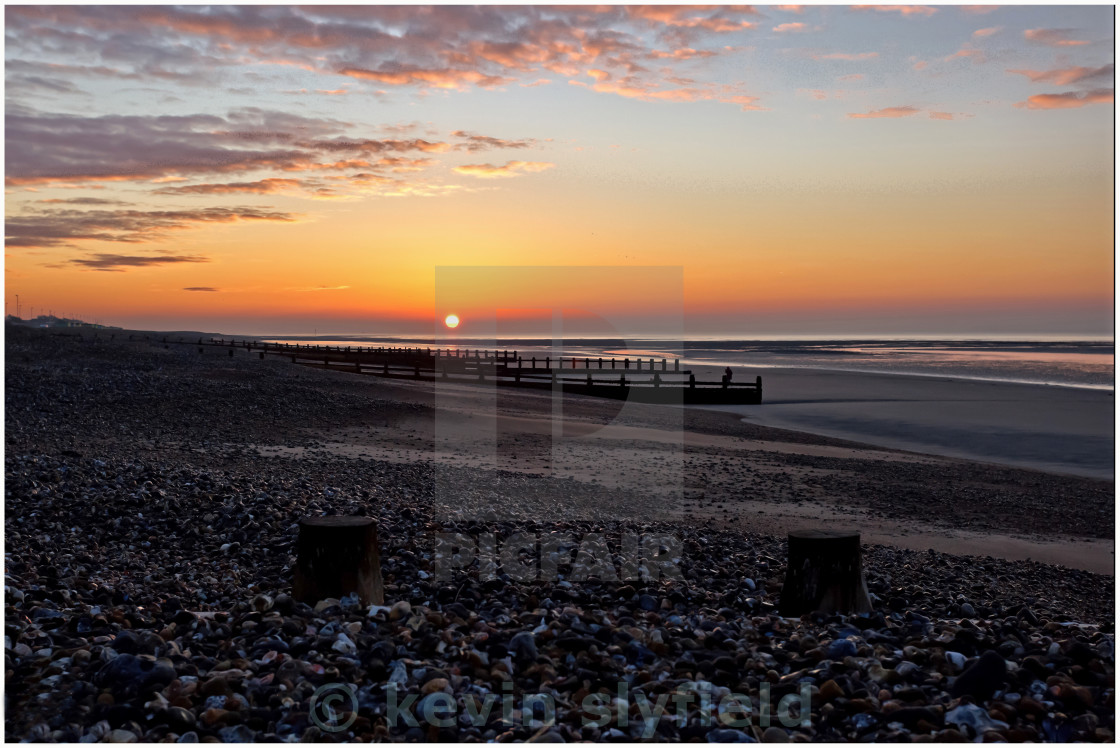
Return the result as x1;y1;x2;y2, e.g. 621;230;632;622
776;5;804;12
1007;65;1113;86
928;111;954;120
851;5;938;17
972;26;1002;38
773;22;808;33
1024;28;1090;47
1016;89;1114;110
848;105;921;119
961;6;999;14
945;45;986;64
452;160;556;179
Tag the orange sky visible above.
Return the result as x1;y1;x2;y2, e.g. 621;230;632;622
4;5;1114;336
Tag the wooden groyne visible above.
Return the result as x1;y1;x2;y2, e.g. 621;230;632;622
175;336;764;405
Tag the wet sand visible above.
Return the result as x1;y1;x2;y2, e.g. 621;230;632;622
693;367;1114;480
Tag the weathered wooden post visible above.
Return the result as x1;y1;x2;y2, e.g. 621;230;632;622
531;356;536;368
661;359;667;371
611;359;616;370
624;358;630;369
545;356;551;369
654;373;661;388
757;375;763;400
674;359;680;372
779;530;873;617
689;373;695;388
293;517;384;606
586;373;592;387
598;358;603;369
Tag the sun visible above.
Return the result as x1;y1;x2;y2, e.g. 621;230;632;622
444;314;460;329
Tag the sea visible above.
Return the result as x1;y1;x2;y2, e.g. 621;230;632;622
263;335;1114;391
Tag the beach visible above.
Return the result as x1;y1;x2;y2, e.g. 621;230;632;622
705;366;1114;481
5;327;1114;742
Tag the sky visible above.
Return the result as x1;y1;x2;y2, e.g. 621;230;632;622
4;4;1115;337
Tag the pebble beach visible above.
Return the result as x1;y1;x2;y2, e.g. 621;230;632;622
5;327;1114;742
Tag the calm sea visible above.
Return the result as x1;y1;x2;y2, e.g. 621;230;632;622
264;333;1111;391
263;336;1114;391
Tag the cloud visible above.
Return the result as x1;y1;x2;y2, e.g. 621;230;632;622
183;286;219;292
1024;28;1090;47
292;285;350;292
813;52;879;61
776;5;805;12
851;5;938;17
945;45;985;64
452;161;556;179
452;131;535;152
5;6;763;111
155;178;304;195
848;105;921;119
773;22;808;33
570;74;764;110
69;254;210;272
3;108;480;189
338;67;514;90
838;73;865;81
961;6;999;14
928;111;955;120
1008;65;1113;86
972;26;1002;37
37;197;131;205
1016;89;1114;110
6;206;295;249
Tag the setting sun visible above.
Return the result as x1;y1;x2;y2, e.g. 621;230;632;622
444;314;460;329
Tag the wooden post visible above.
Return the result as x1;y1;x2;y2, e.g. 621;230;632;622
292;517;384;606
779;530;873;617
689;373;695;388
674;359;680;372
757;375;763;400
662;359;667;371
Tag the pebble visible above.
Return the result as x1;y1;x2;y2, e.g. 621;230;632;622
3;329;1114;743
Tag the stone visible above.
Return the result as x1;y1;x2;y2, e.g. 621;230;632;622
707;728;756;742
950;650;1006;700
762;726;789;742
390;601;412;620
106;730;138;743
827;639;857;660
